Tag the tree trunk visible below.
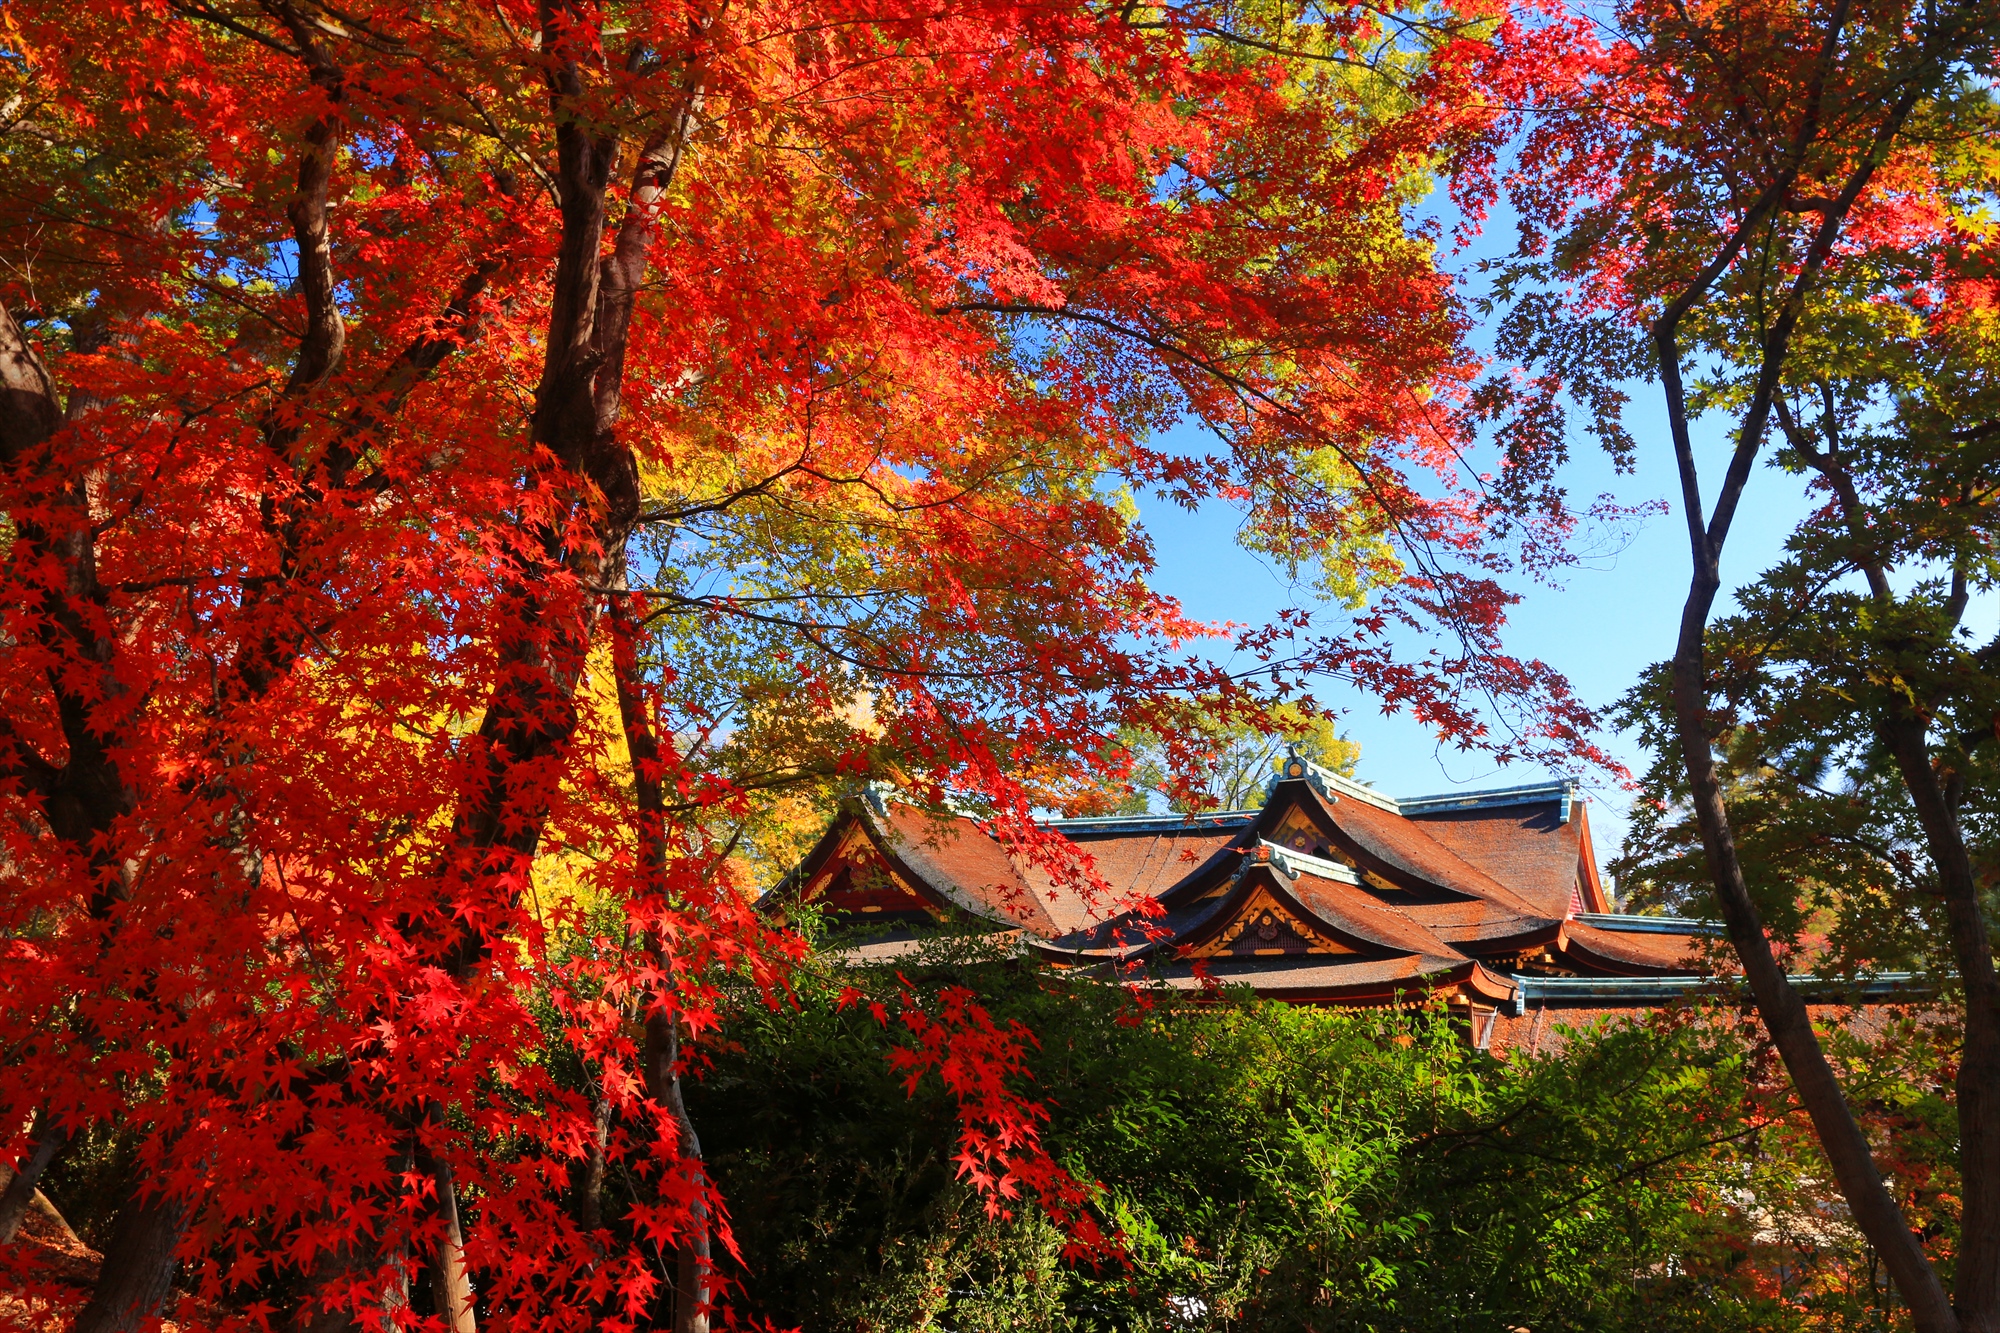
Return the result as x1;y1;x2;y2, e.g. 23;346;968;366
0;1161;81;1247
383;1241;411;1333
668;1079;709;1333
1669;635;1958;1331
645;1006;710;1333
579;1091;612;1235
1879;712;2000;1332
425;1151;477;1333
1780;408;2000;1332
290;1238;363;1333
1646;70;1953;1321
614;594;713;1333
72;1191;190;1333
675;1236;711;1333
0;1112;71;1243
1663;395;1961;1330
271;8;703;1326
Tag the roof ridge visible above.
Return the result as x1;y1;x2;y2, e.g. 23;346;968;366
1572;912;1725;936
1039;810;1260;832
1254;839;1361;886
1269;753;1400;812
1265;753;1576;819
1398;780;1575;818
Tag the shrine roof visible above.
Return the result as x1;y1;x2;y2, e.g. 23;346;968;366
1295;785;1555;923
1370;895;1560;947
767;775;1930;1021
1404;797;1593;918
869;804;1065;932
1025;819;1250;909
1283;869;1466;963
765;764;1756;1005
875;804;1253;937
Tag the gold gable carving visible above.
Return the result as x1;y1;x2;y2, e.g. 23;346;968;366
806;830;943;918
1269;808;1347;863
1189;886;1352;958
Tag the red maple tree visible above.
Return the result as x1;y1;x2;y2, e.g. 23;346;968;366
0;0;1604;1328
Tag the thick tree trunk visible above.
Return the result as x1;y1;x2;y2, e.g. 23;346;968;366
0;305;135;903
0;1160;81;1247
4;9;516;1324
272;7;702;1326
291;1239;364;1333
71;1192;190;1333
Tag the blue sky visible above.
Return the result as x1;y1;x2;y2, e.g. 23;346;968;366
1134;397;1823;868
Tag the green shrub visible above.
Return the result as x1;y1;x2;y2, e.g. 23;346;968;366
684;941;1833;1332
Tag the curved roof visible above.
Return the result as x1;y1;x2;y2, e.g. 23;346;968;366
1283;869;1465;962
764;771;1717;1006
1295;785;1554;923
1406;797;1597;917
1558;922;1704;977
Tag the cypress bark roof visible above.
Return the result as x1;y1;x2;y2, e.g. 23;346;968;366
764;762;1720;1011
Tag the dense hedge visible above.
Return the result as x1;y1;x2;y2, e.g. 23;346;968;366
684;936;1895;1332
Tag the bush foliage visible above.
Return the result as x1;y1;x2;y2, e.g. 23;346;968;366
673;939;1952;1332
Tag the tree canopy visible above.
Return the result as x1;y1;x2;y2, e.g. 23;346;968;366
0;0;1617;1327
1489;0;2000;1324
6;0;2000;1328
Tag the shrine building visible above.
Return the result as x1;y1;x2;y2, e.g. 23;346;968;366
767;757;1914;1055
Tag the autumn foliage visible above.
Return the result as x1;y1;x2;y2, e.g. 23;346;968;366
14;0;1997;1318
19;0;2000;1304
1486;0;2000;1326
0;0;1632;1326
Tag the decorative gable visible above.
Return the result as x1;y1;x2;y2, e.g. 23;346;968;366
1187;885;1354;959
797;824;944;921
1268;804;1345;863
